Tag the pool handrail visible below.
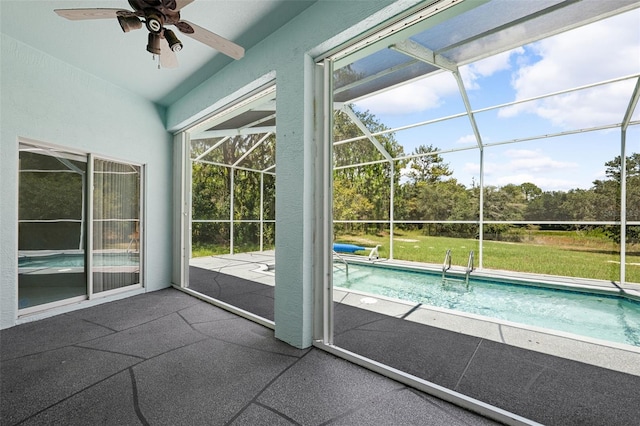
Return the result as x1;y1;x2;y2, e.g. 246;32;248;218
442;249;452;280
466;250;475;285
333;250;349;279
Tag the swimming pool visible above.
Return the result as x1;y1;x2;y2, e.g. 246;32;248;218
333;263;640;347
19;252;139;269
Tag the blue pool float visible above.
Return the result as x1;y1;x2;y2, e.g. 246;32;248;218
333;243;366;253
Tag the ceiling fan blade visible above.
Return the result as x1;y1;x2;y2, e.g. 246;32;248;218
175;20;244;60
160;38;179;69
54;9;126;20
174;0;195;11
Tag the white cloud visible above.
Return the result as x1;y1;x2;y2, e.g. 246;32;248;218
500;9;640;128
503;149;578;173
354;46;525;116
353;32;532;117
353;72;458;115
473;49;522;77
464;162;480;174
592;169;607;182
457;134;478;145
482;149;580;190
504;149;539;159
460;47;524;89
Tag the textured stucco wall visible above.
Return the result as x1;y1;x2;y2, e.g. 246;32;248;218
0;34;173;329
167;0;422;348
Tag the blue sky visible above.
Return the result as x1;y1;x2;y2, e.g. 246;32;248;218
351;9;640;192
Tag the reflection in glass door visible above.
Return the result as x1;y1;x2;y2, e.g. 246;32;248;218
92;159;142;293
18;143;88;309
18;143;144;311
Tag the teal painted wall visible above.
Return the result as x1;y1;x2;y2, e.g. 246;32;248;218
0;0;424;340
167;0;421;348
0;35;173;328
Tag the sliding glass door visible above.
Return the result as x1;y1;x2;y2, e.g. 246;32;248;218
18;143;88;309
18;142;143;312
92;158;142;293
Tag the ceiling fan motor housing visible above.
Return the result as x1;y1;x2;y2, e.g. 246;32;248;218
145;12;164;33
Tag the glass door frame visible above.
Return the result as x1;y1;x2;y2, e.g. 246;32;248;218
89;153;145;300
17;140;88;314
17;138;145;315
174;82;277;330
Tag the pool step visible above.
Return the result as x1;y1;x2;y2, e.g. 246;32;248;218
441;277;471;292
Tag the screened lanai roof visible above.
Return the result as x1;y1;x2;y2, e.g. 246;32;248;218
188;0;639;172
333;0;639;103
329;0;639;170
190;86;277;173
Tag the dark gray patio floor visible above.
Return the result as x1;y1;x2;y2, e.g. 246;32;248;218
1;288;499;426
185;266;640;426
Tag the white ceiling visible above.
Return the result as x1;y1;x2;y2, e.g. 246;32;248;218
1;0;316;106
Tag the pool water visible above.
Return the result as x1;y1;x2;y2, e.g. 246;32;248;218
334;264;640;347
19;253;139;268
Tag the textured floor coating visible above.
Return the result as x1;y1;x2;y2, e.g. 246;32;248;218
186;266;640;426
1;288;498;426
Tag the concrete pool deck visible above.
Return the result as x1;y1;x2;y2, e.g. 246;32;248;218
190;251;640;376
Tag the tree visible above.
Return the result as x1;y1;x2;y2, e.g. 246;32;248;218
397;144;455;225
604;153;640;181
599;153;640;244
191;133;276;250
520;182;542;202
560;189;599;221
525;191;569;221
333;107;405;234
406;144;452;184
483;185;527;241
333;179;375;233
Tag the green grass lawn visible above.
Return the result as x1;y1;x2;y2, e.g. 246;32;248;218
336;229;640;284
192;229;639;284
192;242;274;258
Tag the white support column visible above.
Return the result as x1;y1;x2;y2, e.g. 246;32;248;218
230;168;235;255
619;77;640;284
389;161;395;259
80;171;86;252
478;148;484;269
274;55;316;348
87;154;94;298
172;132;190;287
322;58;335;345
620;129;627;285
260;172;264;252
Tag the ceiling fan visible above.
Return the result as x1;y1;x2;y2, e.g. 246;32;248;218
54;0;244;68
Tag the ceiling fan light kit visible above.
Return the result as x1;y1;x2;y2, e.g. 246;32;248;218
117;15;142;32
146;32;162;55
164;29;183;52
54;0;244;68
